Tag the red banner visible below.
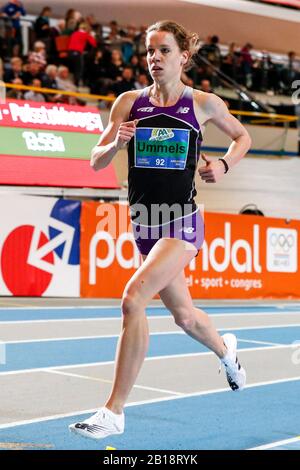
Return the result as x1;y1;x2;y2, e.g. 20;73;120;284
80;202;300;299
0;99;103;133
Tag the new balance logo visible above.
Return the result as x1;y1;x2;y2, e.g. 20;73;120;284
137;107;155;112
179;227;195;234
176;107;190;114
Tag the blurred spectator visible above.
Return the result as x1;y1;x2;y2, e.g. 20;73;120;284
24;78;45;102
85;13;101;36
42;64;58;88
56;65;77;92
134;72;149;90
105;48;124;81
1;0;26;53
64;9;82;36
200;78;213;93
134;24;147;56
65;9;82;27
28;41;47;69
105;20;122;50
199;35;221;68
98;90;115;110
68;21;97;85
221;42;240;82
48;19;66;62
6;76;24;98
181;72;194;87
22;62;44;85
121;25;136;63
34;6;52;40
87;49;108;93
129;54;139;77
240;42;253;88
112;66;135;95
3;56;24;82
281;51;300;93
138;54;149;78
63;18;77;36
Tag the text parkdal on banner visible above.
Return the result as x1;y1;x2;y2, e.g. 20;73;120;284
80;202;300;299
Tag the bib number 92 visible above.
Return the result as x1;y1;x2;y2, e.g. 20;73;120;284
155;158;165;166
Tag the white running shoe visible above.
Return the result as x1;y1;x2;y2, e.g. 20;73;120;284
220;333;246;391
69;407;124;440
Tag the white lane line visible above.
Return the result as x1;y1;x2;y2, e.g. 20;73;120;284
0;375;299;430
1;330;182;344
0;311;299;326
0;315;168;325
47;369;184;397
0;306;299;314
0;343;297;377
1;323;300;344
236;339;284;347
248;435;300;450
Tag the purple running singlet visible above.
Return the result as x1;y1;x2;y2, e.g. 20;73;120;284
127;86;204;255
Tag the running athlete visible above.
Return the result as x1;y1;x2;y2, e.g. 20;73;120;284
69;20;251;440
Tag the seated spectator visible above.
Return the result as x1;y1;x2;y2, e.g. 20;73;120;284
98;90;115;110
28;41;47;70
105;20;122;51
200;78;213;93
104;48;124;81
6;76;24;99
181;72;194;88
129;54;139;77
24;78;45;102
42;64;58;89
87;49;108;93
3;56;24;82
137;54;149;78
56;65;77;92
22;62;44;85
112;66;135;96
34;7;52;40
134;72;149;90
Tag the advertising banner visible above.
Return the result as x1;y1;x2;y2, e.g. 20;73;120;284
0;195;81;296
0;100;118;188
80;202;300;299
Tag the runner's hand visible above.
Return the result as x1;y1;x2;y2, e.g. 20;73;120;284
198;153;227;183
115;120;138;149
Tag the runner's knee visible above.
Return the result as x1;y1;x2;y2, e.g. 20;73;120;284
173;307;196;332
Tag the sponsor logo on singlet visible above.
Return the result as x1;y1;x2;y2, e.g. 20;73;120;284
134;127;190;170
149;128;174;142
137;107;155;112
176;107;190;114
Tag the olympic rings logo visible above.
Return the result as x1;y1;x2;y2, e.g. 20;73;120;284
270;233;295;252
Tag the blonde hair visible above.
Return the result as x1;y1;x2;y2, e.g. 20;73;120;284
146;20;200;70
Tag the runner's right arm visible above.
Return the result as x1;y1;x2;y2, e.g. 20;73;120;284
90;91;138;171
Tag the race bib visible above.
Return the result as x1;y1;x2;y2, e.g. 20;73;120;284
134;127;190;170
